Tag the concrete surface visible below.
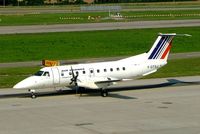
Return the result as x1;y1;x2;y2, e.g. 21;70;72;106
1;19;200;34
0;76;200;134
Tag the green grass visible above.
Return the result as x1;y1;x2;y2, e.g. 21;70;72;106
0;66;40;88
0;27;200;63
3;1;200;9
122;10;200;21
0;9;200;26
0;12;106;26
0;57;200;88
144;57;200;79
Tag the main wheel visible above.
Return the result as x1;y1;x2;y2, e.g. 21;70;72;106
101;89;108;97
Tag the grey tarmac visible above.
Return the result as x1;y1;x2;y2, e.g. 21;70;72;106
1;19;200;34
0;76;200;134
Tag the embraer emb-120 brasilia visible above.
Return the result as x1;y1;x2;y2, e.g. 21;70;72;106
13;33;190;98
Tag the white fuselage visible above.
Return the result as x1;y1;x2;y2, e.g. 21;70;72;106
14;33;181;91
13;53;167;90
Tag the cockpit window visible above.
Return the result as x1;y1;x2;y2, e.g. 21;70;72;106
34;71;44;76
43;72;50;77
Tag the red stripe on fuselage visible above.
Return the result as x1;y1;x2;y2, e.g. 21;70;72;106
161;42;172;59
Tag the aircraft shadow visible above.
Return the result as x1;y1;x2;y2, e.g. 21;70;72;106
0;79;200;99
108;79;200;92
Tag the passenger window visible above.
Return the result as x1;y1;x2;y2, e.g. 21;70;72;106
61;73;64;76
104;69;107;72
122;67;126;71
83;71;86;74
90;70;93;73
97;69;100;73
117;68;119;71
110;68;113;72
69;72;72;75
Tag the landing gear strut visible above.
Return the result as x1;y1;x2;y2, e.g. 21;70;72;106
101;89;108;97
28;89;36;99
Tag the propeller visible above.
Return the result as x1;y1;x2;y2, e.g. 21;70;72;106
69;66;81;97
70;66;78;85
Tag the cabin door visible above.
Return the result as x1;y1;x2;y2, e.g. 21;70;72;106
51;67;60;85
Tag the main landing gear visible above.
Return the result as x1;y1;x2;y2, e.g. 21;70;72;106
101;89;108;97
28;89;36;99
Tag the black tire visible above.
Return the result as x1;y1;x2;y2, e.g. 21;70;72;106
101;89;108;97
31;94;36;99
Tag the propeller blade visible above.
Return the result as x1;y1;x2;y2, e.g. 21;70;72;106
70;66;81;98
71;66;75;78
70;81;73;85
70;66;77;85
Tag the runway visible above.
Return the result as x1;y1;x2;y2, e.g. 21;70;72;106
1;19;200;34
0;76;200;134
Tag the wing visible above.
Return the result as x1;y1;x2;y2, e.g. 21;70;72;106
77;76;122;89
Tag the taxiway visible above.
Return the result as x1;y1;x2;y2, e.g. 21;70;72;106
0;76;200;134
0;19;200;34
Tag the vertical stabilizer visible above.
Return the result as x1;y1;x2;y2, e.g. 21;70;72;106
147;33;176;61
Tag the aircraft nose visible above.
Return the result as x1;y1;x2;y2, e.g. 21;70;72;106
13;77;37;89
13;81;26;89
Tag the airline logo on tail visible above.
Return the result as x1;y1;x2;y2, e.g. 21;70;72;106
148;34;174;60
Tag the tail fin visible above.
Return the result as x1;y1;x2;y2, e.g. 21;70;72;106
147;33;176;60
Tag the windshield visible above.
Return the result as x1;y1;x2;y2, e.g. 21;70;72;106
34;71;44;76
43;72;50;77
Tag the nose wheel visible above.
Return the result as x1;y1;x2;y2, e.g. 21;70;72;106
28;89;36;99
101;89;108;97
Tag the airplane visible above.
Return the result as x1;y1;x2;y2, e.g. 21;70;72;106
13;33;190;98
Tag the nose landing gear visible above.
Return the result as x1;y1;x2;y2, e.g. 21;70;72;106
28;89;36;99
101;89;108;97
